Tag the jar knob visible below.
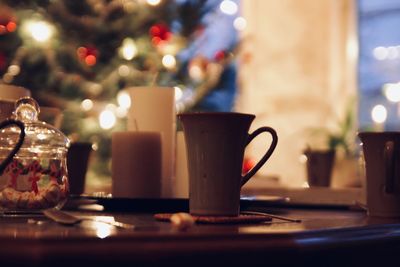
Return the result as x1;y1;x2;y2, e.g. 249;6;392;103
14;97;40;123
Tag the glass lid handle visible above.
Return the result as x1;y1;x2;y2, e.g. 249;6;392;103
14;97;40;123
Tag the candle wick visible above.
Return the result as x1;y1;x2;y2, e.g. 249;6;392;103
134;119;139;131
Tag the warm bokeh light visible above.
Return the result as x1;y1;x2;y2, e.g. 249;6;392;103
147;0;162;6
162;54;176;69
8;65;20;76
371;104;387;124
234;17;247;31
383;83;400;102
220;0;238;15
115;106;128;118
94;222;113;239
174;86;183;101
81;99;94;111
117;90;131;109
120;38;138;60
26;20;54;42
118;65;131;77
188;64;204;81
99;110;116;129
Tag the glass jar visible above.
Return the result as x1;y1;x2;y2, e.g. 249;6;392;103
0;97;70;211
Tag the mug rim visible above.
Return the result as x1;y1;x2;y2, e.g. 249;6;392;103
177;111;255;118
358;131;400;136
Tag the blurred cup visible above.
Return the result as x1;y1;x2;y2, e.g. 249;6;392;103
67;142;93;195
0;85;31;101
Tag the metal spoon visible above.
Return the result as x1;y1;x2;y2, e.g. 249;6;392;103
43;208;135;229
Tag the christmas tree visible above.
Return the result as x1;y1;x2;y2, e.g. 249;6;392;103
0;0;242;189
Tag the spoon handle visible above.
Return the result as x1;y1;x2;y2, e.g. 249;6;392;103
242;211;302;223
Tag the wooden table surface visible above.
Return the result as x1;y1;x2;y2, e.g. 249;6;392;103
1;197;399;267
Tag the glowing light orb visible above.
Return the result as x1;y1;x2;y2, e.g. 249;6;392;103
81;99;94;111
162;54;176;69
147;0;162;6
117;91;131;109
174;86;183;101
27;21;53;42
371;105;387;124
99;110;116;129
373;46;388;60
118;65;131;77
383;83;400;103
234;17;247;31
220;0;238;15
120;38;138;60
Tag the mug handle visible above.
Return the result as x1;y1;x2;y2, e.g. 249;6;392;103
384;141;395;194
241;126;278;187
0;119;25;175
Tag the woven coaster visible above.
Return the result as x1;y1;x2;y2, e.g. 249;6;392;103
154;213;272;224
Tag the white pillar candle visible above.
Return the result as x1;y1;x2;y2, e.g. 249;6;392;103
112;131;162;198
127;87;175;197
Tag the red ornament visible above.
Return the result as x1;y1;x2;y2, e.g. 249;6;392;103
214;50;226;62
0;5;17;35
76;46;98;66
149;23;171;45
242;157;256;174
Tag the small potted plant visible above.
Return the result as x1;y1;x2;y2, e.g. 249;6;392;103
304;101;357;187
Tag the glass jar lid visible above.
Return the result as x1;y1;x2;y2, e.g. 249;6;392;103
0;97;70;159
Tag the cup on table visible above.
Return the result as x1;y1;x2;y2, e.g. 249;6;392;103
359;132;400;217
178;112;278;216
112;131;162;198
0;85;31;101
67;142;93;195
